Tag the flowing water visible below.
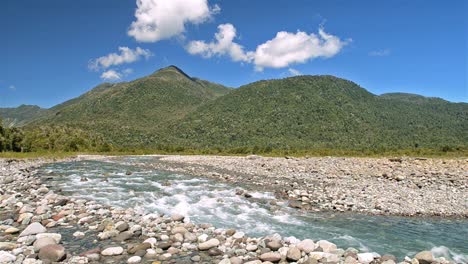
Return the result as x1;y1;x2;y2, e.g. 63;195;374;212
38;157;468;263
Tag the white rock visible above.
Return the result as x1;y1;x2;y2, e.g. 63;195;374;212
317;240;337;253
36;233;61;243
144;237;157;247
0;251;16;263
198;238;220;250
358;253;375;264
246;244;258;251
218;259;231;264
101;246;124;256
127;256;141;264
197;234;208;243
19;222;47;237
297;239;316;253
73;231;85;238
232;232;245;239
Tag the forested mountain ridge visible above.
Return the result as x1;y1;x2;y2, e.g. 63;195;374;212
1;66;466;153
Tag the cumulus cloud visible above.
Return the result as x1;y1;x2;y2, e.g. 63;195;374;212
369;49;391;56
89;47;152;70
186;24;253;62
253;27;350;71
288;68;302;76
128;0;220;42
100;70;122;81
100;68;134;81
186;24;349;71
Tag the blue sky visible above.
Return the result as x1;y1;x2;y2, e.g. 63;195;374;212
1;0;467;108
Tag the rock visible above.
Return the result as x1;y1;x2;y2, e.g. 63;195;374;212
357;253;375;264
198;238;220;250
219;259;231;264
297;239;316;253
197;234;208;242
260;252;281;262
101;246;124;256
128;243;151;254
246;244;258;251
344;256;358;264
114;231;133;241
38;244;66;262
232;231;245;239
36;233;62;243
0;251;16;263
128;256;142;264
208;247;223;256
116;222;129;232
19;222;47;237
317;240;337;253
4;227;19;234
382;260;396;264
0;242;16;251
230;257;243;264
288;200;303;209
159;253;172;261
157;241;172;250
266;239;282;250
171;226;188;234
286;246;301;261
73;231;85;238
33;237;57;251
171;214;185;221
191;255;201;262
414;251;434;264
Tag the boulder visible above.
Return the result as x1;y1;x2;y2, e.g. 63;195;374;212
198;238;220;250
260;252;281;262
127;256;142;264
414;251;434;264
357;253;375;264
317;240;337;253
101;246;124;256
33;237;57;251
297;239;316;253
38;244;66;262
286;246;301;261
19;222;47;237
0;251;16;263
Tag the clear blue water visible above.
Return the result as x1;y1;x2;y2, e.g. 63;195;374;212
38;157;468;263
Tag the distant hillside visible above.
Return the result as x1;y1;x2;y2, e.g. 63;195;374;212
0;105;50;127
169;76;467;150
34;66;231;146
3;66;467;152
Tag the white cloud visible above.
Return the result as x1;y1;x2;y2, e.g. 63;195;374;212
8;85;16;91
89;47;152;70
253;27;350;71
100;68;134;81
100;70;122;81
369;49;391;56
186;23;253;62
128;0;219;42
288;68;302;76
186;24;349;71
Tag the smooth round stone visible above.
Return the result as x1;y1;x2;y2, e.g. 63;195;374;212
0;251;16;263
266;240;282;250
232;232;245;239
260;252;281;262
171;214;185;221
287;246;301;261
297;239;316;253
5;227;20;234
101;246;124;256
414;251;434;264
191;255;201;262
73;231;85;238
357;253;375;264
317;240;337;253
246;244;258;251
218;259;231;264
36;233;62;243
33;237;57;251
0;242;17;251
198;238;220;250
38;244;66;262
171;226;188;235
127;256;142;264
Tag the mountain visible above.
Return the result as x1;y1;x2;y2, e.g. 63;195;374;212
0;105;50;127
2;67;467;151
169;75;467;150
32;66;231;146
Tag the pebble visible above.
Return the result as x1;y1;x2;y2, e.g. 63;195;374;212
101;246;124;256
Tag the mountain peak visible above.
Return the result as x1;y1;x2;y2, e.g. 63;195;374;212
152;65;192;80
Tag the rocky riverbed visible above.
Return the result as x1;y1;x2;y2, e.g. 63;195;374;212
0;156;466;264
139;155;468;218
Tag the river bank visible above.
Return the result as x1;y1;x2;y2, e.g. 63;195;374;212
0;156;465;264
139;155;468;218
